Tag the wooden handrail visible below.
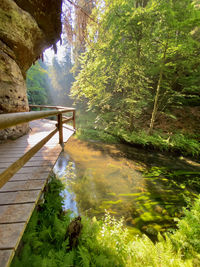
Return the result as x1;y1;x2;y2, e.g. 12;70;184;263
0;105;76;144
62;116;73;123
29;104;75;110
29;105;76;136
0;109;72;130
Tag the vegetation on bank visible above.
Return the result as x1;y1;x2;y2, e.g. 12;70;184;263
119;130;200;156
75;110;200;157
11;174;200;267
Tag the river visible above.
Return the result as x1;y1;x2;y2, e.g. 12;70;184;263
53;137;200;239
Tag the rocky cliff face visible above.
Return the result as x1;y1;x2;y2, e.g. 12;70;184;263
0;0;62;140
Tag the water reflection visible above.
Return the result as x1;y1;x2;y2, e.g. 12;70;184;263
53;137;199;237
54;153;78;215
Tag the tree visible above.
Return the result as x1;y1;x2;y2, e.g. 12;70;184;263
71;0;200;135
64;0;96;72
148;0;200;133
26;61;49;105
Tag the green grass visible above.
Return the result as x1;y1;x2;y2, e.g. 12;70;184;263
11;174;200;267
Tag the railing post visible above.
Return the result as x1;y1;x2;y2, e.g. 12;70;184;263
57;114;63;145
73;110;76;130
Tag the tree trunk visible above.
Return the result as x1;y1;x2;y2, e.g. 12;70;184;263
149;68;163;134
149;43;168;134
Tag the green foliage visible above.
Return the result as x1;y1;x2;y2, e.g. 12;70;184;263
75;128;118;143
117;129;200;156
171;197;200;261
71;0;200;151
26;61;49;105
75;107;200;155
11;173;200;267
75;109;119;143
169;133;200;156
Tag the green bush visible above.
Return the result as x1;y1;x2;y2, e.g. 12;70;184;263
171;197;200;258
170;134;200;156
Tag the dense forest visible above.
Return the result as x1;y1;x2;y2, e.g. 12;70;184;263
14;1;200;266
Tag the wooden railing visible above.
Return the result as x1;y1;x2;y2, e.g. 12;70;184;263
0;105;76;188
0;105;76;144
29;105;76;144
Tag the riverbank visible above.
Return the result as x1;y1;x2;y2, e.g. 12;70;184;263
11;174;200;267
75;110;200;158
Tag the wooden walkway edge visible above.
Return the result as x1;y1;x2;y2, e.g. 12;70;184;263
0;119;74;267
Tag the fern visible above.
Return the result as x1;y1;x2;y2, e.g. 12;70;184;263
63;250;76;267
78;246;91;267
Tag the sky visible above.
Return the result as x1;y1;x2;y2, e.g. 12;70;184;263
44;38;66;63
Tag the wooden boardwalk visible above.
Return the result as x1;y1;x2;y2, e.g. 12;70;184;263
0;119;74;267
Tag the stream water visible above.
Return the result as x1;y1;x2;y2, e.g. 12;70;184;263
53;137;200;238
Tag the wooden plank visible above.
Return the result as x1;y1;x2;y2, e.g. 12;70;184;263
0;149;61;158
0;156;58;163
0;158;23;163
0;250;15;267
16;166;52;174
0;152;26;158
9;172;49;182
0;147;29;151
0;190;41;205
0;161;54;169
0;203;35;224
0;223;26;250
0;180;46;192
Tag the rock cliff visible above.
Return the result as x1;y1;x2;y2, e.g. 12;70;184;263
0;0;62;139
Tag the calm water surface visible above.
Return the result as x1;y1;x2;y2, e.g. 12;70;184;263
54;137;200;237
